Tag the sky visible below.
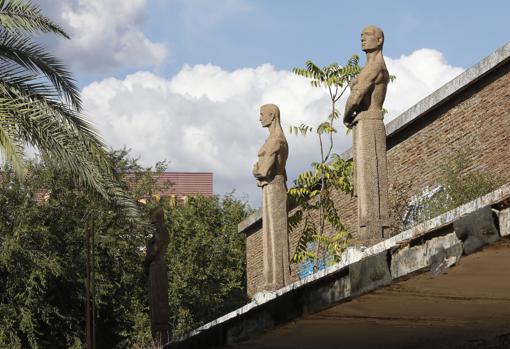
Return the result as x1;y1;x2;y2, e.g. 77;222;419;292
35;0;509;207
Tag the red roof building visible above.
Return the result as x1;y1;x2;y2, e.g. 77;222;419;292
151;172;213;199
1;171;214;202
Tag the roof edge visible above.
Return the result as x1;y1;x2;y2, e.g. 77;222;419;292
176;182;510;347
385;42;510;135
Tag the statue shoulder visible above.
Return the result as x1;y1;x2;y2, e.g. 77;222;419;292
264;136;286;154
373;59;389;75
374;63;389;83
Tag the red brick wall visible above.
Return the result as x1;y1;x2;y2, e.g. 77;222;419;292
245;221;263;297
246;60;510;298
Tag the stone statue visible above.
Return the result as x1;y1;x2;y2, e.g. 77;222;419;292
343;25;390;240
144;207;171;343
252;104;291;291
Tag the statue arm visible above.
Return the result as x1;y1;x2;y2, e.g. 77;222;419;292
343;68;379;126
148;208;170;259
253;153;276;179
153;222;170;253
253;139;280;179
144;237;156;271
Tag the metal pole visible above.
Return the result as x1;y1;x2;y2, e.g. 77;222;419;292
85;226;92;349
91;222;96;349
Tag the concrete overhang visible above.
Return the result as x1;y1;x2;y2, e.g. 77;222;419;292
167;184;510;349
219;241;510;349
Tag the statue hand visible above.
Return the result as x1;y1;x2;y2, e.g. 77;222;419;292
349;76;359;88
343;115;353;129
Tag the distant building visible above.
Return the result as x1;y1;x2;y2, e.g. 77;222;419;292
124;172;214;203
0;171;213;203
151;172;213;200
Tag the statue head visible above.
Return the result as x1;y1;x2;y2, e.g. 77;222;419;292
260;104;280;128
361;25;384;52
150;207;165;225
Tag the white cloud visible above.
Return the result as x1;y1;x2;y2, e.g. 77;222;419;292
385;49;464;120
40;0;168;73
81;49;464;207
83;66;328;204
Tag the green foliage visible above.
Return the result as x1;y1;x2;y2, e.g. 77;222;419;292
289;57;360;271
0;156;150;349
0;0;69;38
390;150;505;232
0;0;140;221
165;193;251;338
421;151;505;220
288;155;353;265
292;56;360;90
0;151;252;347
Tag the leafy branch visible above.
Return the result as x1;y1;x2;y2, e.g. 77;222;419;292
0;0;141;222
288;56;360;272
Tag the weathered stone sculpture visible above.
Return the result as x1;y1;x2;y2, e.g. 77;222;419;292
144;207;171;343
253;104;291;291
343;25;390;240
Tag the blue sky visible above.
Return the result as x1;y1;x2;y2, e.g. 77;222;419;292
144;0;506;77
37;0;509;206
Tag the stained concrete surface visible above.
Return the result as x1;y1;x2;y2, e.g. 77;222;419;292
168;185;510;349
231;241;510;349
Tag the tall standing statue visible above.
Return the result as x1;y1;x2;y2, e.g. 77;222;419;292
343;25;390;240
144;207;171;344
253;104;291;291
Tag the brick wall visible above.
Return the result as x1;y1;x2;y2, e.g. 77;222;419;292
244;220;263;297
244;53;510;298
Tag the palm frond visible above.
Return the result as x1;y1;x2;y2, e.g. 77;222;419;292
0;0;69;38
0;30;81;110
0;69;105;163
0;86;140;221
0;1;142;222
0;106;25;176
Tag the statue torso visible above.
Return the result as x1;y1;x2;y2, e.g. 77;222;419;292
257;137;288;183
354;61;389;114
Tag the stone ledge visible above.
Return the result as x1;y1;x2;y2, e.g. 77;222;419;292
390;232;462;279
167;183;510;349
498;207;510;237
237;209;262;233
385;42;510;136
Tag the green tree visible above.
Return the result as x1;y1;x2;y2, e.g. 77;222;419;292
165;193;251;338
0;0;138;219
0;158;150;349
0;151;252;348
288;57;360;272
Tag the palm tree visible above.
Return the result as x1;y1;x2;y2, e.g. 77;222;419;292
0;0;139;219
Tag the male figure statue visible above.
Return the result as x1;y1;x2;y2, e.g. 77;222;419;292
343;25;390;240
253;104;291;291
144;207;171;343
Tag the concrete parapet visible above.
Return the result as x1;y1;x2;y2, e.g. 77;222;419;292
167;183;510;349
498;207;510;237
390;231;462;279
